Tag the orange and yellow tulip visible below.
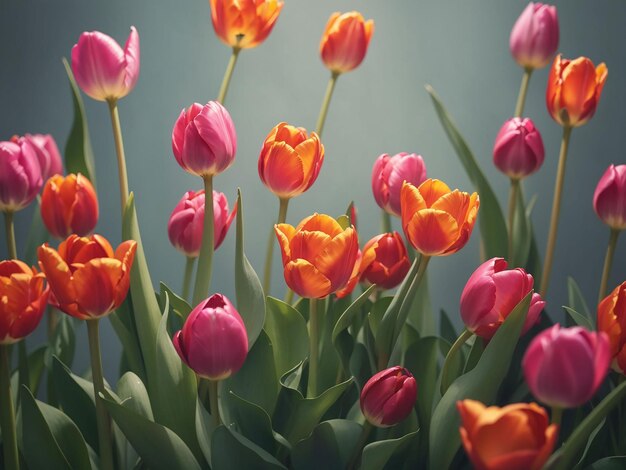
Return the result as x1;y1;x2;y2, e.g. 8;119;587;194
38;234;136;320
546;54;607;128
598;281;626;374
0;260;49;344
275;214;358;299
401;179;479;257
320;11;374;74
458;400;558;470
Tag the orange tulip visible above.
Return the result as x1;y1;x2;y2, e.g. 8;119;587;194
598;281;626;374
0;260;49;344
401;179;479;256
458;400;558;470
209;0;284;49
41;173;99;239
546;54;607;128
320;11;374;74
275;214;359;299
258;122;324;199
38;234;136;320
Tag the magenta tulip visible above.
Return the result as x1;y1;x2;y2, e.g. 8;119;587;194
0;139;42;213
493;118;545;180
510;3;559;70
360;366;417;427
523;325;610;408
167;190;236;257
19;134;63;182
460;258;545;340
173;294;248;380
172;102;237;178
372;152;427;217
593;165;626;230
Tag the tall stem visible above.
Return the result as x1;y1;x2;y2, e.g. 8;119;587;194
192;176;215;306
381;210;392;234
507;178;520;262
263;197;289;295
307;298;320;397
4;211;17;259
217;47;241;104
86;320;114;470
315;72;340;137
107;99;130;215
182;256;196;302
514;67;533;117
540;126;573;298
0;345;18;470
440;329;473;394
598;229;620;303
208;379;221;427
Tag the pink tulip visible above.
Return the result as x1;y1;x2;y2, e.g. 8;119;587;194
523;325;610;408
0;139;42;212
173;294;248;380
172;102;237;178
460;258;545;340
19;134;63;182
510;3;559;70
593;165;626;230
71;27;140;102
167;190;236;257
493;118;545;180
372;153;427;217
360;366;417;427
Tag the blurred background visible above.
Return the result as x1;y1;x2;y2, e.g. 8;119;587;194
1;0;625;381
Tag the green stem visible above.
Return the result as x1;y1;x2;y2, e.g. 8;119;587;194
208;379;221;427
192;176;215;306
307;298;320;397
4;211;17;259
514;67;533;118
217;47;241;104
284;289;295;305
263;197;289;295
507;178;520;263
598;229;620;303
0;345;18;470
551;406;563;427
348;421;373;470
381;210;392;234
540;126;573;298
440;329;473;394
107;99;130;215
315;72;340;138
86;320;114;470
182;256;196;302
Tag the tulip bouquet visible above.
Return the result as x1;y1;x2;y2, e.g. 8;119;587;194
1;1;625;469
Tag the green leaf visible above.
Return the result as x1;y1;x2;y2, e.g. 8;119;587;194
429;292;532;469
407;271;435;337
361;430;419;470
26;345;47;396
23;198;49;265
463;336;484;374
62;57;96;185
160;282;192;322
221;391;277;454
563;306;594;331
265;297;309;378
117;371;153;421
211;426;285;470
567;277;593;328
335;214;350;230
439;309;457;345
45;314;76;370
196;399;215;467
235;189;265;349
585;456;626;470
512;185;533;268
109;297;146;382
426;85;507;259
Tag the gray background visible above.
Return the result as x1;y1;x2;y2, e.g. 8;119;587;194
1;0;625;382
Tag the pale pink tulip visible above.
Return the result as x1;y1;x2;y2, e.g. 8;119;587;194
21;134;63;182
593;165;626;230
510;3;559;70
372;153;427;217
0;140;42;212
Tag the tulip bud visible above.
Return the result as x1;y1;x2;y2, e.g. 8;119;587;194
493;118;545;180
71;27;140;102
593;165;626;230
460;258;544;340
510;3;559;70
320;11;374;74
597;281;626;374
173;294;248;380
167;190;236;257
172;102;237;178
0;139;42;212
360;366;417;427
20;134;63;182
41;174;99;239
372;153;427;217
360;232;410;290
523;324;610;408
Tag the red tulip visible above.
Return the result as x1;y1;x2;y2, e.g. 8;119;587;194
360;366;417;427
320;11;374;74
493;118;545;180
593;165;626;230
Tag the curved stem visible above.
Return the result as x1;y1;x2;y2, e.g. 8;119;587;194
4;211;17;259
87;320;114;470
540;126;573;298
381;210;392;234
0;345;18;470
107;99;130;215
217;47;241;104
192;176;215;306
599;229;620;303
514;67;533;118
507;178;520;263
315;72;340;138
182;256;196;302
263;197;289;295
208;379;221;427
284;288;295;305
307;298;320;397
347;421;373;470
440;329;474;395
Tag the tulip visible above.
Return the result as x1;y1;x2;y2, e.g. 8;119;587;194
258;123;324;199
40;173;99;239
546;54;607;128
458;399;558;470
510;3;559;70
0;260;49;344
18;134;63;182
598;281;626;374
71;27;140;102
401;179;479;257
593;165;626;230
372;153;428;217
0;139;42;213
359;232;411;290
460;258;545;340
493;118;545;180
523;324;610;408
320;11;374;74
360;366;417;427
167;190;236;257
335;249;363;300
275;213;359;299
173;293;248;380
38;234;136;320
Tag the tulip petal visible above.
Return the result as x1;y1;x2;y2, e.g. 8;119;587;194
298;213;343;237
314;227;359;291
290;230;332;264
560;57;599;125
284;259;331;299
275;223;296;265
405;209;458;256
37;244;76;306
418;179;452;207
73;258;123;318
123;26;140;93
401;182;427;225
